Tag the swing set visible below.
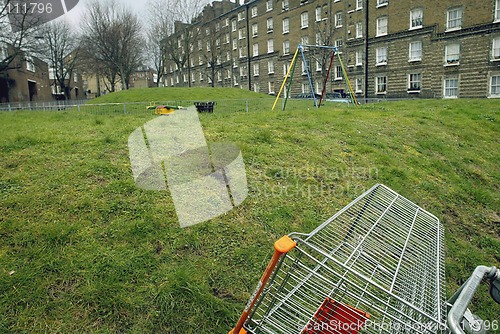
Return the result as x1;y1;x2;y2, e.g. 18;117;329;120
272;44;358;111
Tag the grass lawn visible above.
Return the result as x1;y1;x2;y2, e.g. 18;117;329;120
0;89;498;333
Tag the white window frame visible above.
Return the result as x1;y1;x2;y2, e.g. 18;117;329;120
253;63;260;76
355;50;363;66
25;55;35;72
492;37;500;61
268;81;275;95
267;18;274;32
376;76;387;94
232;39;238;50
315;7;322;22
356;22;363;38
251;6;258;17
238;28;245;40
238;11;245;21
282;0;289;11
409;41;422;62
376;46;387;65
283;40;290;55
253;43;259;57
490;75;500;97
410;8;423;29
496;0;500;22
377;16;388;36
268;60;275;74
267;39;274;53
335;12;343;28
231;20;237;32
266;0;273;12
355;78;363;93
446;7;463;31
335;66;343;80
301;36;309;46
356;0;363;10
301;12;309;29
376;0;388;8
252;23;258;37
408;73;421;92
444;78;459;98
282;18;290;34
445;43;460;65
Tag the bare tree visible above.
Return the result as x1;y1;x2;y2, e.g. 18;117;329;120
0;0;45;99
200;22;231;87
80;0;144;91
38;20;80;100
146;0;174;87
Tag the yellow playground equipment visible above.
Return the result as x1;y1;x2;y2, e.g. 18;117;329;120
146;102;184;115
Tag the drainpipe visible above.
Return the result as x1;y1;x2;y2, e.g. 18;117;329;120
364;0;369;102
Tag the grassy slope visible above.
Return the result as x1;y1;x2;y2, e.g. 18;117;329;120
0;89;498;333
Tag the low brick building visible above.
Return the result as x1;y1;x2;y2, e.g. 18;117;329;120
0;45;52;103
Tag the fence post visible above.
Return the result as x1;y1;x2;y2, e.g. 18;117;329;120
246;99;249;112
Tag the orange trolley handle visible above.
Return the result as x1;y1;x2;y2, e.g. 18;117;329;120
229;236;297;334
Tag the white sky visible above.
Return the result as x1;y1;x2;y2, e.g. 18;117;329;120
60;0;155;29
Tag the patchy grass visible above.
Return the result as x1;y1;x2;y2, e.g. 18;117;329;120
0;95;498;333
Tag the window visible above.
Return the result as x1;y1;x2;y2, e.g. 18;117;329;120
253;63;260;76
226;51;231;61
198;40;202;50
355;50;363;66
239;47;245;58
266;0;273;11
315;32;322;45
408;73;421;91
316;60;321;71
268;60;275;74
335;12;343;28
410;8;423;29
496;0;500;22
376;76;387;94
301;12;309;29
217;72;222;82
409;41;422;61
232;39;237;50
283;63;290;77
376;47;387;65
225;33;230;44
355;78;363;93
238;28;245;40
207;41;211;52
356;0;363;10
268;39;274;53
356;22;363;38
282;18;289;34
233;76;239;86
216;38;221;48
444;78;458;98
492;37;500;60
268;81;275;94
315;7;322;21
377;0;388;7
445;43;460;65
253;43;259;57
335;66;342;80
226;69;232;79
215;23;220;32
282;0;289;10
283;40;290;55
224;18;229;27
238;11;245;21
267;18;274;32
233;59;238;68
251;6;258;17
252;23;258;37
447;8;463;31
25;55;35;72
377;17;388;36
232;20;237;32
335;39;343;52
490;75;500;96
301;36;309;46
240;66;247;78
206;28;210;36
253;83;260;92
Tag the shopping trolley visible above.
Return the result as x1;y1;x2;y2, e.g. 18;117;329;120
230;184;499;334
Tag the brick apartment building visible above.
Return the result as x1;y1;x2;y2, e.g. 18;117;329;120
164;0;500;99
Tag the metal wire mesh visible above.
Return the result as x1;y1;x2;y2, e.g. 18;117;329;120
245;184;447;334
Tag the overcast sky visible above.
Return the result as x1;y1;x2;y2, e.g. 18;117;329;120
61;0;155;28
